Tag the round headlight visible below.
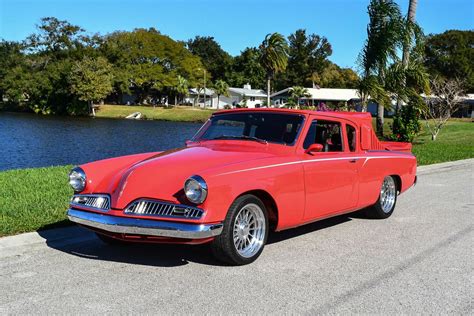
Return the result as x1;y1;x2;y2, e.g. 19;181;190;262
69;167;86;192
184;175;208;204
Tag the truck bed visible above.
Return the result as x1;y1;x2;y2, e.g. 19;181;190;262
380;141;413;153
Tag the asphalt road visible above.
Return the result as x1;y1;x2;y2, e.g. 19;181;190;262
1;160;472;314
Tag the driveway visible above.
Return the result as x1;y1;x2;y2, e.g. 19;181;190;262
1;159;472;314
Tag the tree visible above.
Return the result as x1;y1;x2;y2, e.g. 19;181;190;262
229;47;266;89
174;75;189;106
395;0;418;113
421;77;466;140
402;0;418;69
424;30;474;92
313;62;359;88
24;17;93;58
358;0;404;136
283;29;332;89
0;41;25;103
186;36;232;82
287;86;310;109
259;33;289;107
358;0;428;138
102;28;204;104
213;80;229;109
69;56;113;116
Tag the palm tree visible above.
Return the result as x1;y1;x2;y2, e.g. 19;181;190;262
395;0;419;112
288;86;311;109
259;33;288;107
359;0;429;137
213;80;229;109
358;0;404;136
403;0;418;67
175;75;189;106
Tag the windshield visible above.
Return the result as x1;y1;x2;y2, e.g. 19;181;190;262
195;112;304;145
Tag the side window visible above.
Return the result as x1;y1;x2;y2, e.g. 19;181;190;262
303;120;343;152
346;124;356;152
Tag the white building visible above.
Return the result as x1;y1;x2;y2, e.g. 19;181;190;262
220;84;267;108
185;84;267;109
271;87;361;107
184;88;218;108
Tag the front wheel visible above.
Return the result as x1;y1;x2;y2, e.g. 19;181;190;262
211;194;268;265
364;176;398;219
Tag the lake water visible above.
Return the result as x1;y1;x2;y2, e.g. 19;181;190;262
0;112;203;171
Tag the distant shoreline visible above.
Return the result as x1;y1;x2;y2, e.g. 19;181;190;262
0;105;216;123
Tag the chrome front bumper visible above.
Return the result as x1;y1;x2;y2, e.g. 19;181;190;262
67;209;223;239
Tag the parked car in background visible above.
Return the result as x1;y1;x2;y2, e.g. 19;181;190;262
67;109;417;265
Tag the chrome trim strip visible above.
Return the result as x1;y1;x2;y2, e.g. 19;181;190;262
67;209;223;239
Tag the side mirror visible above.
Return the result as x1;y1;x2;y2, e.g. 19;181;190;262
305;143;323;154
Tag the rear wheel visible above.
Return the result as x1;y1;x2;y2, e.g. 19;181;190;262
365;176;398;219
211;194;268;265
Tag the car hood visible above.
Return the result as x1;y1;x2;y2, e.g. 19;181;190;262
87;143;277;209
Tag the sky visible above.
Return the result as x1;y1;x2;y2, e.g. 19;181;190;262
0;0;473;69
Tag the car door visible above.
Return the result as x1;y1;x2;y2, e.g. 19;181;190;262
301;118;360;220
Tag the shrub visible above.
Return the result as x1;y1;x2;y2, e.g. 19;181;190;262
390;94;423;142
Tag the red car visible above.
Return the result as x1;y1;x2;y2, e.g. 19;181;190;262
67;109;417;265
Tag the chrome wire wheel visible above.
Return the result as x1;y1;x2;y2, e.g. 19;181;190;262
232;203;266;258
380;176;397;213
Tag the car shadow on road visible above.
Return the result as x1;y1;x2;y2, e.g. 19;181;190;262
38;214;354;268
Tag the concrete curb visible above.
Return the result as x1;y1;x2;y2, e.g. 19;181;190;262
1;158;473;253
417;158;474;175
0;225;95;259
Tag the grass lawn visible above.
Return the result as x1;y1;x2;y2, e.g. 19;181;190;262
377;118;474;165
412;120;474;165
0;119;472;237
95;104;215;122
0;165;73;237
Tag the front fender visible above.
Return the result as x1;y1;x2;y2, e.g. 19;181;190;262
200;157;305;230
80;152;162;195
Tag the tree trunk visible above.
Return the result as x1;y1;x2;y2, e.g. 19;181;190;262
174;95;177;107
377;104;384;136
396;0;418;113
217;95;220;110
432;127;440;141
89;101;96;117
267;77;271;107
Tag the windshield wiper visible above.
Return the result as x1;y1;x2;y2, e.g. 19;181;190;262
212;135;268;144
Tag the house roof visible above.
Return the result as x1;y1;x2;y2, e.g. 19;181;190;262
271;88;361;101
189;88;215;96
228;87;267;97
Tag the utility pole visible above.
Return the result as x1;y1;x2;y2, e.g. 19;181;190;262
203;69;206;108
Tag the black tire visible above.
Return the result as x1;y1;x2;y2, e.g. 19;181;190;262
96;232;127;245
364;175;398;219
211;194;269;265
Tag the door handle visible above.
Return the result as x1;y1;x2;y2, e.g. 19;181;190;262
348;159;358;163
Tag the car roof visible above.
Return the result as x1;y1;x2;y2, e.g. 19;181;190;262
214;108;372;123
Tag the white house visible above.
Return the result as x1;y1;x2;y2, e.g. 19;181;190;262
185;84;267;109
271;87;362;107
220;84;267;108
184;88;218;108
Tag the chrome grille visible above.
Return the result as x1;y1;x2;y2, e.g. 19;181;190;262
71;194;110;211
124;200;204;219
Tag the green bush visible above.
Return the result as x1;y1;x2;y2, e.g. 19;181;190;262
390;95;423;142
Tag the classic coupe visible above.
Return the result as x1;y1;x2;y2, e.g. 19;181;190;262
67;109;417;265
